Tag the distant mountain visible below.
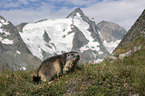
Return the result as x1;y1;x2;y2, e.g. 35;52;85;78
97;21;127;53
0;16;41;72
17;8;108;63
17;8;126;63
115;9;145;50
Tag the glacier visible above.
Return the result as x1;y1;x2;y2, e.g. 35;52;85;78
20;18;75;59
18;8;125;63
20;12;105;61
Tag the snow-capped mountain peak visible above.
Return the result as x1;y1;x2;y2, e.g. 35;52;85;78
17;8;109;63
19;18;75;59
0;8;127;72
66;8;84;18
0;16;14;45
0;16;9;27
17;8;126;63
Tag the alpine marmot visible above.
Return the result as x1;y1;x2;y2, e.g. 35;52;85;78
33;51;80;84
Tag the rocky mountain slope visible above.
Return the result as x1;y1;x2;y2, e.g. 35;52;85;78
17;8;126;63
115;9;145;50
105;9;145;61
0;16;41;72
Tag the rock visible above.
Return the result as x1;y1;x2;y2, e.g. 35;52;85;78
104;55;117;62
118;50;132;59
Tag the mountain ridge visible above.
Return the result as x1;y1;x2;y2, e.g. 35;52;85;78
0;15;41;72
17;8;126;63
115;9;145;50
0;8;127;72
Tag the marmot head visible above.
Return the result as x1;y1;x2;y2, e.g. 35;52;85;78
66;51;80;62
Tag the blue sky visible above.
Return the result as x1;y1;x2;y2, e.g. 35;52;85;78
0;0;102;10
0;0;145;30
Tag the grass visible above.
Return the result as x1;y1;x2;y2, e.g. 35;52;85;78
114;36;145;55
0;49;145;96
0;37;145;96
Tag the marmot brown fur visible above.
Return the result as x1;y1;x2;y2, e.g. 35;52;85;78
33;51;80;84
